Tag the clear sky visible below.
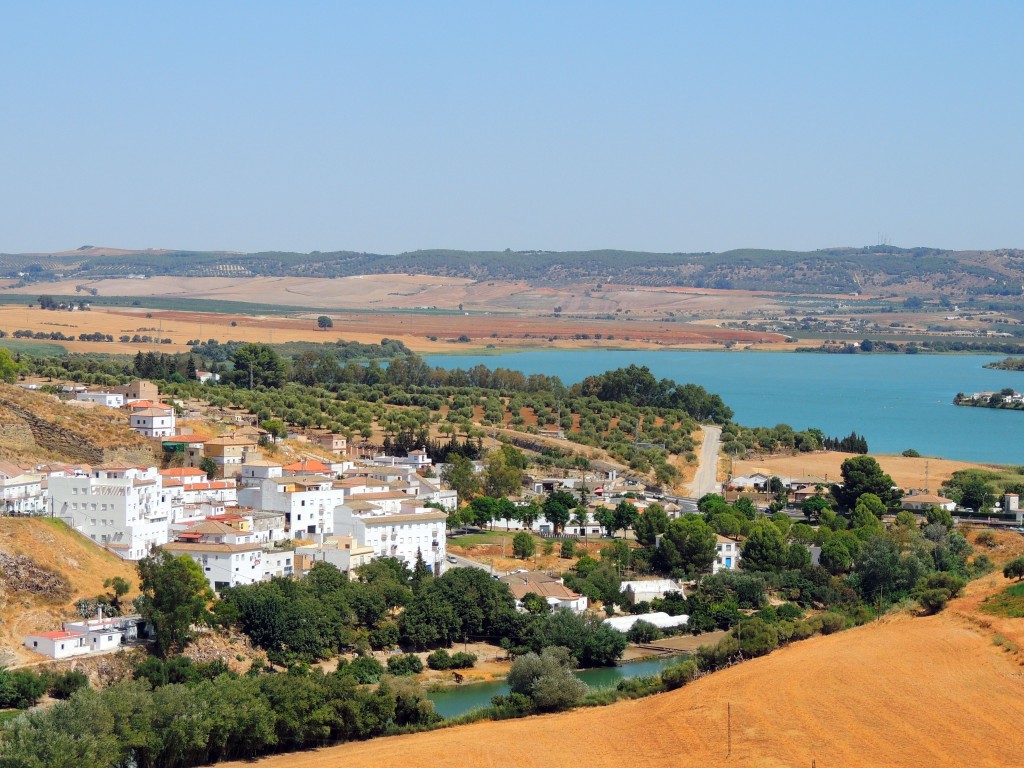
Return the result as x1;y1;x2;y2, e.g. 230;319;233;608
1;2;1021;255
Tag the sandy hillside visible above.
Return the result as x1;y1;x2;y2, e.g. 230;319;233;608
0;518;138;664
733;451;990;490
220;601;1024;768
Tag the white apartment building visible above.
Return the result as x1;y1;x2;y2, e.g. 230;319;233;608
295;535;375;576
239;460;283;487
163;520;294;592
130;407;176;438
333;498;447;575
0;466;45;514
50;467;172;560
237;475;343;540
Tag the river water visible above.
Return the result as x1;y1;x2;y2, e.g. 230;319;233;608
427;654;686;719
424;350;1023;464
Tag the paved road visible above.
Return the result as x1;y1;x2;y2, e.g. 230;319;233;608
445;552;504;577
688;425;722;499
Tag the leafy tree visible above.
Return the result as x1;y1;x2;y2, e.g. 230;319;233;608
801;495;831;523
0;348;19;383
512;531;536;559
560;539;576;559
655;515;717;575
924;505;955;530
740;520;787;572
483;447;526;498
832;456;901;511
387;653;424;675
854;492;887;519
819;539;853;574
507;646;587;712
231;343;287;389
199;456;218;480
594;505;617;537
136;552;214;657
521;592;551;614
634;504;669;546
102;576;132;615
441;454;481;504
1004;556;1024;580
260;418;287;442
317;315;334;329
542;491;573;533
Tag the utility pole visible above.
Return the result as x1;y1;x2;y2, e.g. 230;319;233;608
727;701;732;757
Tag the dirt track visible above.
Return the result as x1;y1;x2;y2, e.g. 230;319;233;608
220;602;1024;768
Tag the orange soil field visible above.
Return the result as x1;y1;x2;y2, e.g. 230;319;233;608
733;451;992;490
220;602;1024;768
0;302;784;357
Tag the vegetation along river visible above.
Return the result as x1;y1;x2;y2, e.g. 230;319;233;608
427;655;686;719
424;350;1022;464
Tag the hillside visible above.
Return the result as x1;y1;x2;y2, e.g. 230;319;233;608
3;245;1024;297
0;385;155;465
221;572;1024;768
0;518;137;665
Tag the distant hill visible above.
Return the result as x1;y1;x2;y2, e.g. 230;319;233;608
3;245;1024;296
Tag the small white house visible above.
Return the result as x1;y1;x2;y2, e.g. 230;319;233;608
603;612;689;634
901;493;957;512
24;630;90;659
76;391;125;408
713;535;742;574
130;407;176;438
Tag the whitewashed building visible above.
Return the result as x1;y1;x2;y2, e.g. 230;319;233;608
713;535;742;574
333;498;447;574
76;391;125;408
130;406;176;438
237;475;343;540
163;520;294;592
50;466;172;560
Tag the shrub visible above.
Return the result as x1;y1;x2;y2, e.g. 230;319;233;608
776;602;804;621
626;620;661;643
560;540;576;559
512;532;536;559
508;647;587;712
387;653;425;676
975;530;996;548
490;692;534;717
427;648;452;670
369;622;400;650
816;612;848;635
47;670;89;700
346;655;385;683
661;659;698;690
449;651;477;669
918;589;950;614
1003;556;1024;581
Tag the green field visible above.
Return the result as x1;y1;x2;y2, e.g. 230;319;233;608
980;582;1024;618
0;339;67;357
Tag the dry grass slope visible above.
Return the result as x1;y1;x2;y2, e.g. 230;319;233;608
221;596;1024;768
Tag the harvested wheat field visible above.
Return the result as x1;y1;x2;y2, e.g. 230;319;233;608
221;605;1024;768
733;451;990;491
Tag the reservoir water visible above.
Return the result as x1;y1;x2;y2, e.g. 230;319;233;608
424;350;1023;464
427;655;686;719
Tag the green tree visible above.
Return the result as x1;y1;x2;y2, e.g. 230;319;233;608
634;503;669;546
102;576;131;615
260;418;287;442
483;446;526;498
656;515;717;574
560;539;576;559
801;495;831;523
854;492;887;520
819;539;853;574
512;531;536;559
740;520;787;572
231;343;287;389
136;552;214;657
441;454;481;504
199;456;218;480
507;646;587;712
832;456;901;511
0;348;21;383
317;315;334;329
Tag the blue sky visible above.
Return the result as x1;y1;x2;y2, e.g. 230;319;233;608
1;2;1021;254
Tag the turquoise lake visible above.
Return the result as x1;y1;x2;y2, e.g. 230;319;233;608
424;350;1023;465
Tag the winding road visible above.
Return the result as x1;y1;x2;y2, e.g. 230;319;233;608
688;425;722;499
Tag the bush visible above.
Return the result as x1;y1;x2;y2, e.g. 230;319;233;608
512;532;536;559
776;602;804;621
426;648;452;670
661;659;698;690
346;655;385;683
816;612;848;635
47;670;89;700
918;589;950;614
560;540;576;559
626;620;661;643
1004;556;1024;581
369;622;400;650
490;692;534;717
387;653;425;676
449;651;477;669
508;647;587;712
